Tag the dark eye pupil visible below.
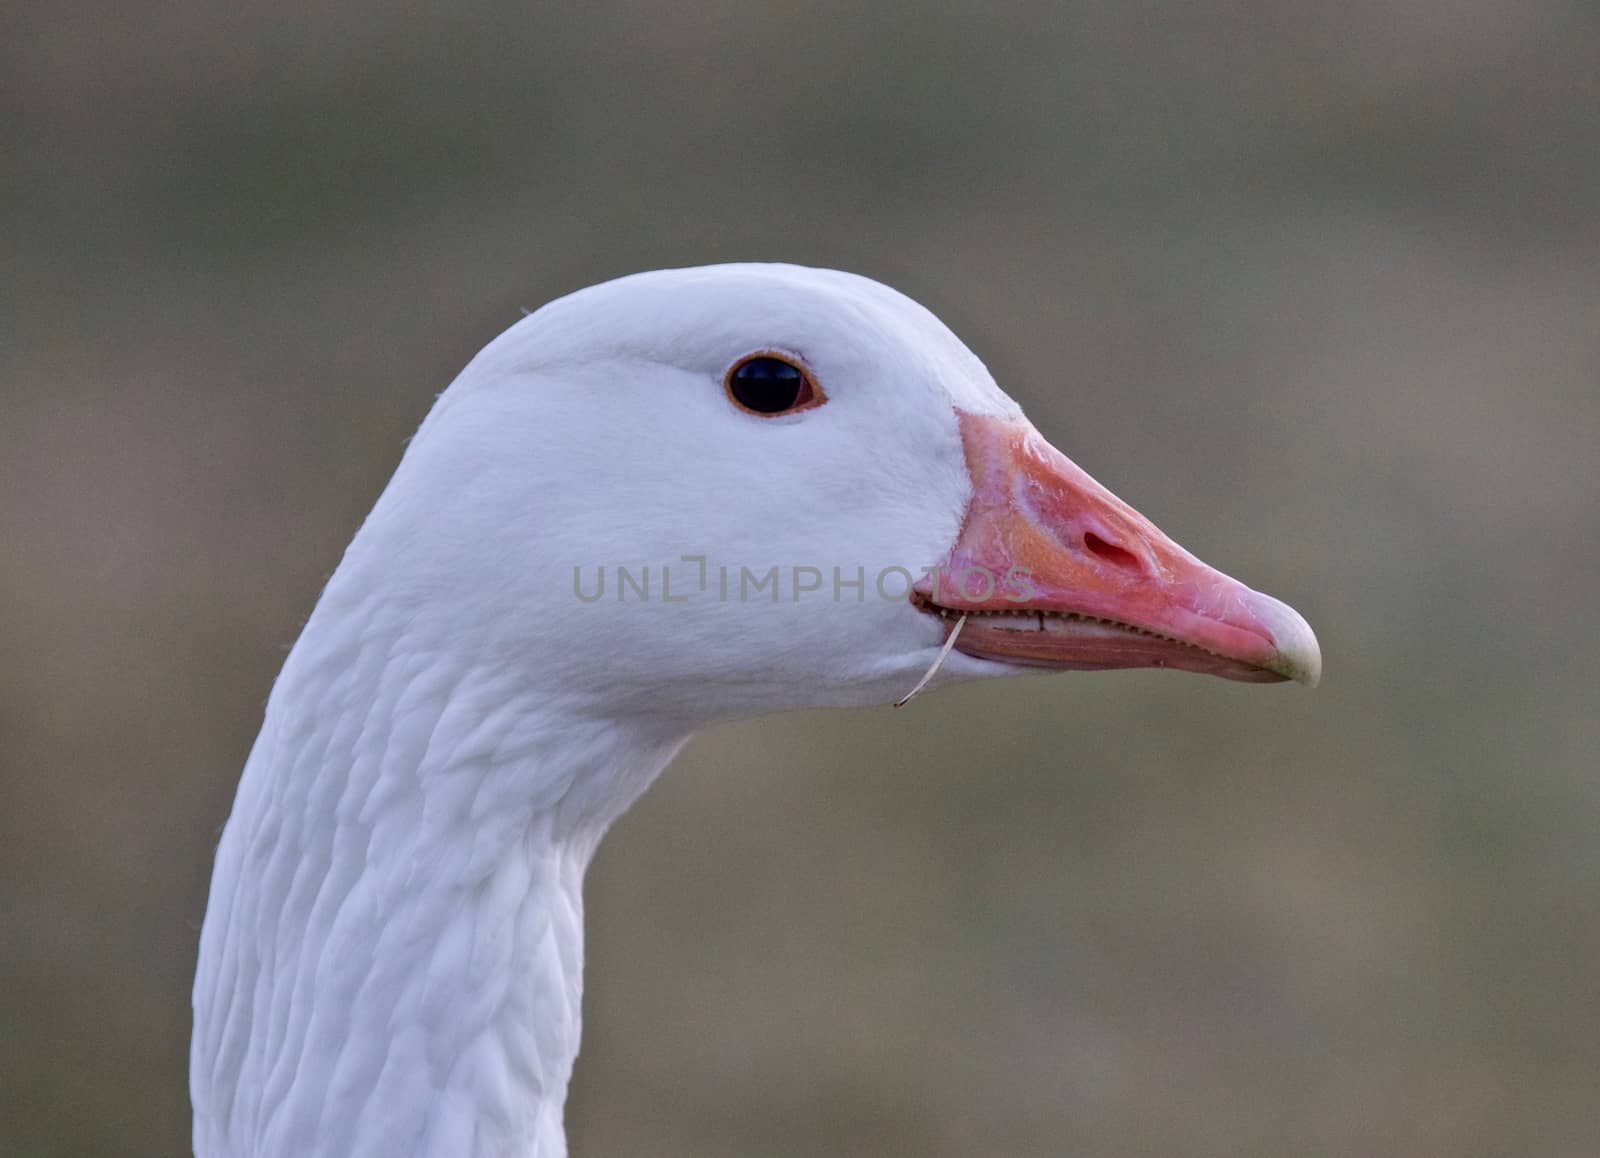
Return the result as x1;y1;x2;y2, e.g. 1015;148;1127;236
730;357;804;413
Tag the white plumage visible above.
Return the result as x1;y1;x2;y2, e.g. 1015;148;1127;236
191;264;1318;1156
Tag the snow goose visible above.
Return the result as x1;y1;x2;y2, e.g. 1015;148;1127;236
190;263;1320;1157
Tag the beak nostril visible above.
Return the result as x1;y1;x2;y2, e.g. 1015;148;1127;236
1084;532;1142;571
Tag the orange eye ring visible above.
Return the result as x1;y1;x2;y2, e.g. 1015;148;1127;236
723;352;826;417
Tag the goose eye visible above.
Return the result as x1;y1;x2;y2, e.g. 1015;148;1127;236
725;354;823;416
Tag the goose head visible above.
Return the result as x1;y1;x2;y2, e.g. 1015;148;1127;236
192;263;1321;1157
349;262;1318;729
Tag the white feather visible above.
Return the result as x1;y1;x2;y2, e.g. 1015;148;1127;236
192;264;1028;1156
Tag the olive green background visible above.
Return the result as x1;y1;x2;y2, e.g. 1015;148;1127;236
4;3;1598;1155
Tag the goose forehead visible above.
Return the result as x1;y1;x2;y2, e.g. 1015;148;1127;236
486;263;1022;419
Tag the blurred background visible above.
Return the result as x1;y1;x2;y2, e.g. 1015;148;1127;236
4;2;1598;1154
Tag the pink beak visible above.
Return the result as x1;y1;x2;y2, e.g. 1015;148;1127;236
913;412;1321;686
